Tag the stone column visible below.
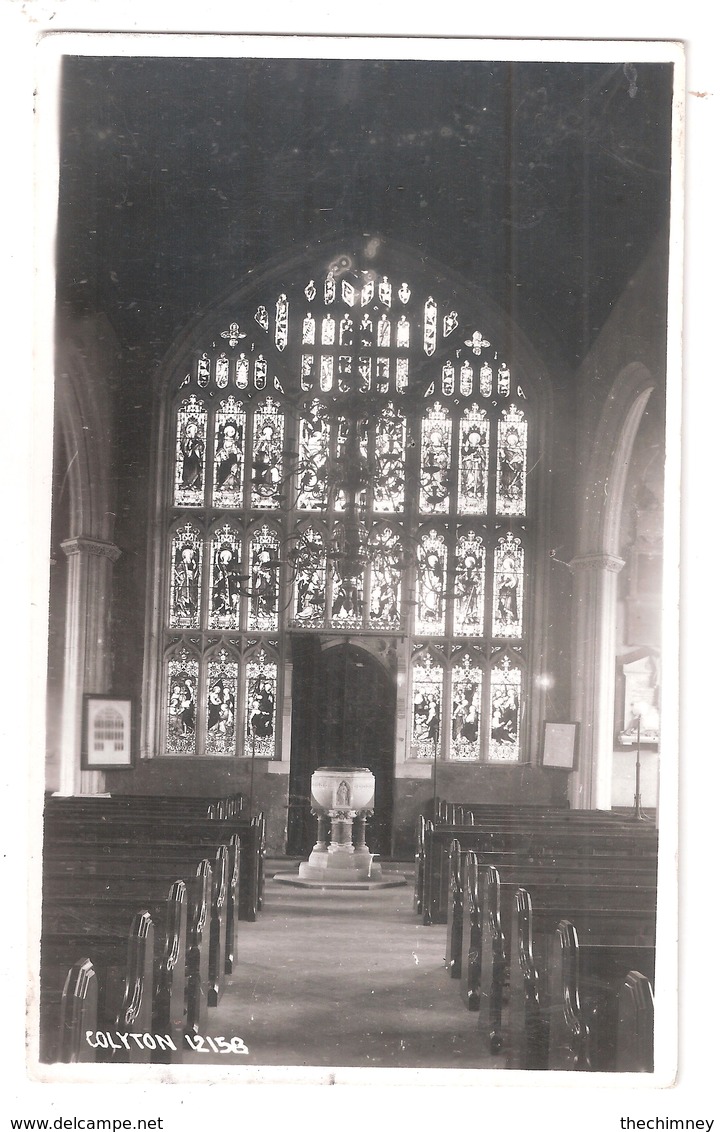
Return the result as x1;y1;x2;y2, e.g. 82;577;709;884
353;811;369;852
58;536;122;796
312;810;328;851
569;552;625;811
328;809;356;855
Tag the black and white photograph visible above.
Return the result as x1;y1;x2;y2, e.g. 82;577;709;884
4;3;720;1125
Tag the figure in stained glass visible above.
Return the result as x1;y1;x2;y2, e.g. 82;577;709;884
209;537;242;629
374;407;406;512
174;399;207;506
170;529;202;628
411;661;442;759
166;657;198;753
298;401;330;509
206;651;237;754
292;530;326;624
458;412;489;513
420;408;451;512
489;661;521;760
451;662;482;759
369;527;402;627
330;566;363;625
245;658;277;757
251;403;284;508
496;407;527;516
416;534;447;634
454;535;485;635
213;415;244;507
248;527;279;631
493;535;524;637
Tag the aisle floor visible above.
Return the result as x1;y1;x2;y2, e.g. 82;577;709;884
181;860;505;1074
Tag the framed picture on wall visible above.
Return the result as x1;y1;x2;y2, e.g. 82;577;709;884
542;721;579;770
81;695;134;769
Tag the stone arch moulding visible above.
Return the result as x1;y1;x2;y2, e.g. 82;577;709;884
54;318;121;795
140;235;555;763
570;361;657;811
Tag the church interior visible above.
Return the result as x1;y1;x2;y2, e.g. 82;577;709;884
37;48;675;1077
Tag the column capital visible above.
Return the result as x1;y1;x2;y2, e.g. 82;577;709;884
61;536;122;563
569;552;625;575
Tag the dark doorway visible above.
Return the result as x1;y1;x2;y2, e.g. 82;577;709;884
287;640;396;858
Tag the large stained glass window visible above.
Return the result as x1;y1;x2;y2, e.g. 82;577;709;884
162;265;537;762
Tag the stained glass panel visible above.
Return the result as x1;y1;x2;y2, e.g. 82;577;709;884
454;531;485;636
369;524;402;629
492;533;525;638
330;541;364;628
416;529;447;635
235;354;250;389
169;523;203;629
458;406;489;514
496;404;527;516
208;524;243;630
450;656;483;760
298;400;330;510
420;403;452;514
333;417;369;513
374;405;406;513
489;657;522;761
174;396;207;507
250;399;284;509
215;354;229;388
166;653;198;754
244;653;277;758
291;527;326;626
212;399;245;509
411;658;443;759
247;525;280;631
205;649;238;756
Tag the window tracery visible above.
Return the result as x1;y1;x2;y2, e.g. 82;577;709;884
161;264;536;761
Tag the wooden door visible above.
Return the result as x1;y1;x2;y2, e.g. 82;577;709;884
287;640;395;857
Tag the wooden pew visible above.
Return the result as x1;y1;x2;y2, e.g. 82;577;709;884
446;849;656;974
57;958;98;1063
41;912;156;1064
43;813;263;925
543;919;656;1071
40;862;213;1063
423;819;657;924
444;839;464;977
616;971;655;1072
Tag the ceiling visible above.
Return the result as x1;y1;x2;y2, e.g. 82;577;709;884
55;53;674;376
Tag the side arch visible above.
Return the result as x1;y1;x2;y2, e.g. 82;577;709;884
570;362;656;810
